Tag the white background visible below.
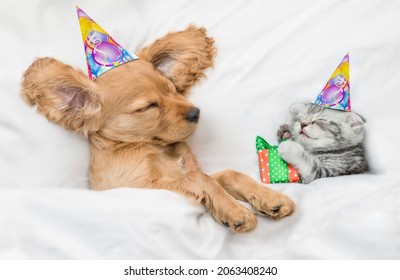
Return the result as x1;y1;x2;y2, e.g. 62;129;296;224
0;0;399;260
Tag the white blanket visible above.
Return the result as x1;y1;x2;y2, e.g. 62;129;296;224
1;0;399;259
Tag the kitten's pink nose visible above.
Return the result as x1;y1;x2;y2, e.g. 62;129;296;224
300;122;308;129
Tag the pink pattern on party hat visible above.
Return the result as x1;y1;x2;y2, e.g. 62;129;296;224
76;7;138;80
313;53;350;111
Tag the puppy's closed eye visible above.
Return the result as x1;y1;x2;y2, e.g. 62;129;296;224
136;102;159;113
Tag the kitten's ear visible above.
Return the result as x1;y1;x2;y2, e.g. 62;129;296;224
289;103;307;116
346;112;365;133
21;57;102;136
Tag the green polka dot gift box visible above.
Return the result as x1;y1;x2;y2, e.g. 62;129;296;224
256;136;300;184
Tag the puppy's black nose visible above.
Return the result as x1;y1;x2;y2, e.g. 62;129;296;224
186;107;200;123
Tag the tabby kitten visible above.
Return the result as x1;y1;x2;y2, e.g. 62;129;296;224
277;103;369;183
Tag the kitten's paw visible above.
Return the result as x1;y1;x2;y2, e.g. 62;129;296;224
277;124;292;142
278;140;303;163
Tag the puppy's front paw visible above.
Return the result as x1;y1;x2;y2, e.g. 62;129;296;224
278;140;303;164
249;187;296;219
277;124;292;142
213;202;257;233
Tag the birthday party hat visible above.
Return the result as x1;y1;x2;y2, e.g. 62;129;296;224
76;7;138;80
313;53;350;111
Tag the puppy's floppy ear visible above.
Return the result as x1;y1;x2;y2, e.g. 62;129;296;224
137;25;217;96
21;57;101;136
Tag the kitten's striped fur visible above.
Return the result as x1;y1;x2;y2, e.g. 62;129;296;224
277;103;369;183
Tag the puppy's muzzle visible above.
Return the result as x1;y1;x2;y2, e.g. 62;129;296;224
186;107;200;123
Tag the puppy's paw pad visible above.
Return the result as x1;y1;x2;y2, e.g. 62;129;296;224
250;191;296;220
218;207;257;233
267;200;296;219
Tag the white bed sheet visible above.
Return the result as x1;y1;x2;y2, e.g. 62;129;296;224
0;0;399;259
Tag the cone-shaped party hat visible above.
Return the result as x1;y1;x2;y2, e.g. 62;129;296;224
313;53;350;111
76;7;138;80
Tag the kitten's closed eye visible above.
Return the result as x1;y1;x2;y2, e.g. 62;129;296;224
312;119;328;125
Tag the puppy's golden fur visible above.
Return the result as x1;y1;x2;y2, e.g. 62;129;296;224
21;26;295;232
